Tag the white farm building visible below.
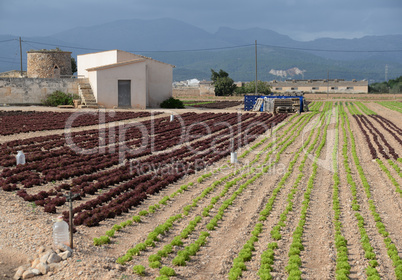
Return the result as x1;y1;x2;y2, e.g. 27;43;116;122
77;50;174;108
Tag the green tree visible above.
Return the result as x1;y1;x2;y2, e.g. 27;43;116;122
211;69;237;96
388;76;402;88
71;57;77;74
235;81;272;95
244;80;272;95
369;75;402;93
390;82;402;93
369;82;389;93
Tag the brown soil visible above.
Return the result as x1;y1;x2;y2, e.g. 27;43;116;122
1;100;401;280
305;93;402;101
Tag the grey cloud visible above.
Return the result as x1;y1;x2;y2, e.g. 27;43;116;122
0;0;400;40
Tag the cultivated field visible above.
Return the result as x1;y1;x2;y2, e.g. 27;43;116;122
0;99;401;280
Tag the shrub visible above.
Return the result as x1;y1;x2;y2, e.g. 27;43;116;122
116;255;132;264
172;255;187;266
42;91;74;107
132;265;145;275
148;254;161;263
148;205;157;213
105;229;115;237
144;239;156;247
149;261;161;268
157;249;168;258
93;235;110;246
132;215;141;223
127;247;140;256
161;244;173;255
139;210;149;216
160;266;176;276
160;97;184;109
136;243;147;251
170;236;183;247
112;224;122;231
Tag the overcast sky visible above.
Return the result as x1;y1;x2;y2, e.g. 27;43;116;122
1;0;401;41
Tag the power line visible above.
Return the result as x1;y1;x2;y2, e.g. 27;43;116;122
21;38;402;53
0;55;18;59
128;44;255;53
0;56;19;62
23;41;50;51
22;40;105;52
0;59;19;64
1;37;400;78
258;43;402;53
0;39;18;44
23;39;255;53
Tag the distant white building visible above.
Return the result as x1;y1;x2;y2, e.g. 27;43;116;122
187;78;200;86
172;78;200;88
78;50;174;108
269;79;368;94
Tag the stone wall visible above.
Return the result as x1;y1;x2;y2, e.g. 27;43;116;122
173;88;200;98
173;87;215;98
199;84;215;96
0;70;27;78
0;78;78;105
27;51;72;78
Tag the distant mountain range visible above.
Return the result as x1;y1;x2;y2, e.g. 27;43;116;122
1;18;401;82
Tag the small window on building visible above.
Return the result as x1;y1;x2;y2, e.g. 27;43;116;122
331;87;338;90
275;87;282;90
291;87;298;90
312;87;319;90
347;86;354;90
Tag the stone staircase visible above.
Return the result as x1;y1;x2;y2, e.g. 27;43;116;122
77;78;101;108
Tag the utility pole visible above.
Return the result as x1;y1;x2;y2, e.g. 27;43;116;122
385;64;388;82
19;37;23;77
64;191;79;249
327;70;329;99
255;40;258;95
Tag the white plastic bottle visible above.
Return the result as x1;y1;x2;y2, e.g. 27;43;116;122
16;150;25;165
53;216;70;247
231;152;238;164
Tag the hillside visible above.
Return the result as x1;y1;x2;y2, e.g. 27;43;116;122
1;18;401;82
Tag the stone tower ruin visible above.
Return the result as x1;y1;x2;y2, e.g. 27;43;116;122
27;50;72;78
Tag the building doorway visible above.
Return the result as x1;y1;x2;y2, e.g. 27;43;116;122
53;65;60;78
118;80;131;107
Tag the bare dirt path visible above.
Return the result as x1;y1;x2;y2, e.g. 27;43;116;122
348;109;402;265
186;173;284;280
2;102;402;280
0;192;53;278
172;116;308;279
365;102;402;124
267;113;326;279
0;110;280;280
48;113;299;280
337;131;368;280
300;110;337;279
347;109;398;279
237;112;323;279
233;133;314;279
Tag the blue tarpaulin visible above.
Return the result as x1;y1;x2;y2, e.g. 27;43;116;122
244;95;304;112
